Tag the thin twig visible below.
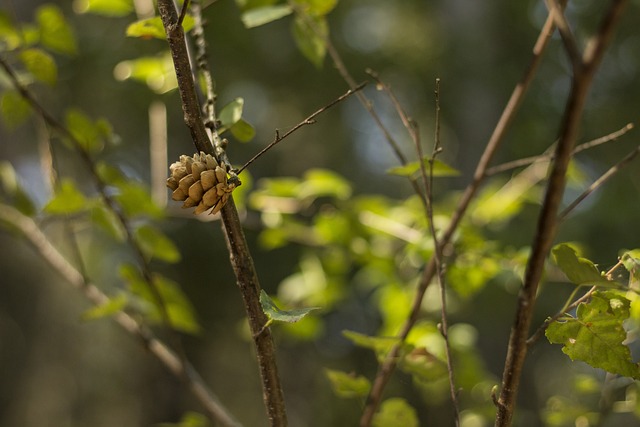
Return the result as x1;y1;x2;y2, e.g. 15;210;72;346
546;0;583;72
158;2;288;425
495;1;629;425
236;82;366;174
0;55;175;332
177;0;191;27
485;122;634;176
0;203;242;427
559;144;640;220
361;7;562;425
429;80;460;426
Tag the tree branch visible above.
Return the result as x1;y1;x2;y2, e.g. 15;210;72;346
494;1;629;425
157;1;288;425
0;203;242;427
360;7;562;425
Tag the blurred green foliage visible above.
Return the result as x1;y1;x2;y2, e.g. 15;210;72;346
1;0;640;426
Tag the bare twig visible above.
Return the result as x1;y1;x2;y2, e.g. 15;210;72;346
236;82;366;174
0;203;242;427
0;55;174;332
485;122;634;176
177;0;191;27
430;80;460;426
546;0;582;72
361;7;562;425
158;1;288;425
559;144;640;220
495;2;629;425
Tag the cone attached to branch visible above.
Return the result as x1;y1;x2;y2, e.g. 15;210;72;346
166;152;239;214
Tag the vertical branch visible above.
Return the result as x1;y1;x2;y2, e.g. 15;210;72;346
495;1;629;425
157;1;288;425
360;7;562;425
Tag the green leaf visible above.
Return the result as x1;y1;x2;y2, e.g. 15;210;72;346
291;14;326;68
372;398;419;427
134;224;181;263
114;182;164;219
387;157;460;178
73;0;134;17
64;108;104;153
157;411;210;427
19;48;57;85
0;90;32;129
0;161;36;216
241;5;293;28
292;0;338;16
120;264;201;334
96;161;127;186
552;244;616;287
297;169;352;200
342;330;400;353
43;179;88;214
36;5;77;55
126;15;194;40
0;12;22;50
90;203;126;241
82;293;128;320
114;52;178;94
259;290;320;324
230;118;256;142
218;97;244;128
546;291;640;379
621;250;640;289
325;369;371;398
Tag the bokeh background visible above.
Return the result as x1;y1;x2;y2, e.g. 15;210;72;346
1;0;640;426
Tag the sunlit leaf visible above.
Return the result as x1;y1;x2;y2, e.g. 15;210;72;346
91;203;126;241
19;48;57;85
219;97;244;128
291;14;326;68
552;244;617;287
230;118;256;142
65;108;104;153
259;290;320;324
621;250;640;289
325;369;371;398
297;169;352;200
372;398;419;427
120;264;201;334
126;15;195;39
241;5;292;28
114;52;178;94
387;157;460;178
292;0;338;16
36;5;77;55
343;330;400;353
73;0;134;17
43;179;88;214
0;91;32;130
0;161;36;216
0;12;22;50
546;291;640;379
157;411;210;427
81;293;128;320
114;182;164;219
135;224;181;263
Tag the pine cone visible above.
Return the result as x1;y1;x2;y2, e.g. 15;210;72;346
166;152;238;214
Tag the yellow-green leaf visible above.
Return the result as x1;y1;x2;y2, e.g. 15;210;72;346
73;0;134;17
135;224;181;263
20;48;57;85
325;369;371;398
259;290;320;323
373;398;419;427
241;5;292;28
126;15;194;40
291;14;326;68
387;157;460;178
43;179;88;214
82;293;128;320
0;91;32;129
36;5;77;55
65;108;104;153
